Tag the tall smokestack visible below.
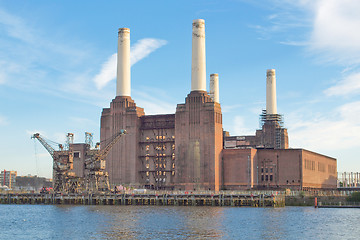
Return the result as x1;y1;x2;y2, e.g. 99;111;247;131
191;19;206;92
210;73;219;103
116;28;131;97
266;69;277;114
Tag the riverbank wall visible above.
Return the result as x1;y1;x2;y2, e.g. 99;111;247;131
0;192;284;207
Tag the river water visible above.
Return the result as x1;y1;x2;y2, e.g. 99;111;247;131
0;205;359;239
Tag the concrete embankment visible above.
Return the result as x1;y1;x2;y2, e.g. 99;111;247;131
285;195;348;206
0;192;285;207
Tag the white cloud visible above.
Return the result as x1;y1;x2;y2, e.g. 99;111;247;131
93;53;117;90
221;104;243;113
133;87;175;115
324;72;360;97
93;38;167;90
288;101;360;151
267;0;360;65
0;8;35;43
308;0;360;65
0;6;94;103
257;1;360;99
52;132;67;144
130;38;167;65
0;115;8;125
232;116;255;136
0;72;5;84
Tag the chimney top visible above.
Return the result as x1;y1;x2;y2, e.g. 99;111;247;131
118;28;130;34
193;19;205;23
266;69;275;76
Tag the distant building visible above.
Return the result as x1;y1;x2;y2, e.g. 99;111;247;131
15;175;52;191
0;170;17;189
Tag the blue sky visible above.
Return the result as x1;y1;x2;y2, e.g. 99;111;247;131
1;0;359;178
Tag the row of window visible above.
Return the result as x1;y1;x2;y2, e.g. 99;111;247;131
261;167;273;173
145;136;175;141
145;178;167;183
145;144;176;151
145;171;175;176
261;175;273;182
305;159;335;173
145;163;175;169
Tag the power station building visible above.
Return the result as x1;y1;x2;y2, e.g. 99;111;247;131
100;19;337;191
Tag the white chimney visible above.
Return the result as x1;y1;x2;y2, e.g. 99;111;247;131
210;73;219;103
116;28;131;97
266;69;277;114
191;19;206;92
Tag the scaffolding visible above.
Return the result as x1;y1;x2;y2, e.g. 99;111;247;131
259;110;285;149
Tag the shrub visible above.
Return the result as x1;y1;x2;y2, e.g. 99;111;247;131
346;192;360;202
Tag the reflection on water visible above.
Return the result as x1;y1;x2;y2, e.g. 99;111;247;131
0;205;359;239
94;206;225;239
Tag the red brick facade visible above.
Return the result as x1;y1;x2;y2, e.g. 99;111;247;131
175;91;223;191
222;148;337;190
101;96;144;186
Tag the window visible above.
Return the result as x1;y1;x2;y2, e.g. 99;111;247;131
146;137;149;140
265;175;268;181
73;152;80;158
146;164;149;169
146;171;149;176
318;162;326;172
305;159;316;171
261;175;264;181
270;175;273;181
146;145;150;151
261;168;264;173
328;165;336;174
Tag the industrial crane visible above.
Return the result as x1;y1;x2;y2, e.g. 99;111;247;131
84;129;127;193
31;133;82;193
